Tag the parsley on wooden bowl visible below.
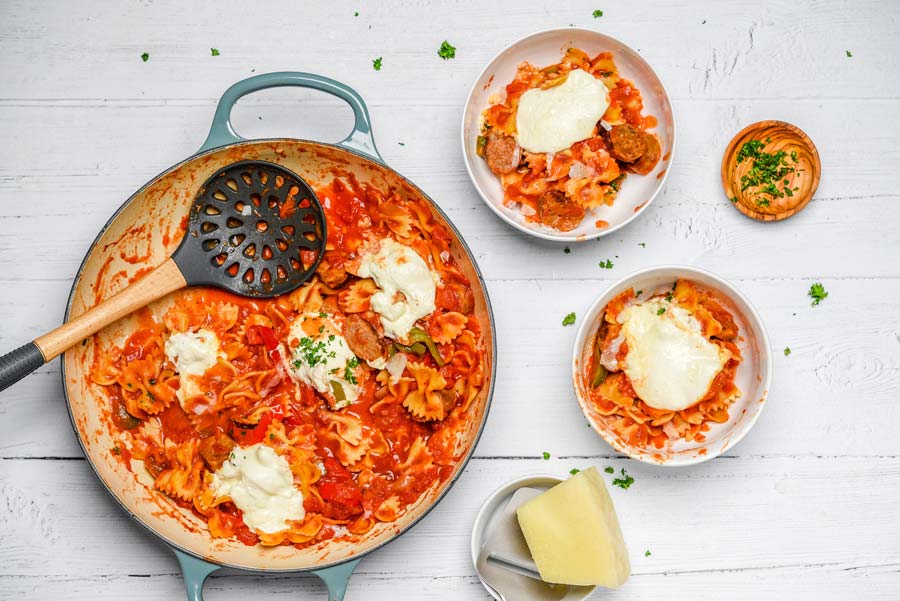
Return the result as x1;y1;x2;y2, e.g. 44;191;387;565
721;120;820;221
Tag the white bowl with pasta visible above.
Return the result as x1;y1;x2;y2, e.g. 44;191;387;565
461;28;676;242
571;265;772;466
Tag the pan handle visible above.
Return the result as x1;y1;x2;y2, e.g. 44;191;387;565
199;72;383;163
313;558;361;601
174;549;221;601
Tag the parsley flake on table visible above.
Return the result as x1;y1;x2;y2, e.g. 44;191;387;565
354;11;359;16
438;40;456;60
210;48;220;56
570;468;580;475
784;347;791;356
808;282;828;306
599;259;614;269
604;466;614;474
542;451;551;460
562;312;576;326
140;52;149;62
564;246;571;254
846;50;853;57
372;56;383;71
593;9;604;17
638;242;646;248
612;468;634;490
645;550;652;557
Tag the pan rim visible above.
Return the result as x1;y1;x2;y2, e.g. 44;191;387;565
61;137;498;573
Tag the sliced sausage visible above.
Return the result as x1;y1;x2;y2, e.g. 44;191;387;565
199;432;235;471
537;190;585;232
342;314;386;363
627;131;661;175
607;124;647;163
484;130;520;175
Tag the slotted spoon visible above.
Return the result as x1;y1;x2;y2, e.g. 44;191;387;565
0;159;326;392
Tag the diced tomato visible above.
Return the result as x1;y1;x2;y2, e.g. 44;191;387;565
318;481;363;508
246;325;279;351
232;405;283;446
322;457;353;481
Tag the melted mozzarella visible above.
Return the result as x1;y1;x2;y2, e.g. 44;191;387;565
515;69;610;154
357;238;437;341
619;300;730;412
164;329;223;409
287;315;360;408
211;444;304;534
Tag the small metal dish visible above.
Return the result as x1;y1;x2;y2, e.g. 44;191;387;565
461;28;676;242
571;265;772;466
471;474;596;601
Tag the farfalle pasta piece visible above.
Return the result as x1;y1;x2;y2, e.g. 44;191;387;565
402;363;449;421
428;311;468;344
338;278;378;314
154;440;204;503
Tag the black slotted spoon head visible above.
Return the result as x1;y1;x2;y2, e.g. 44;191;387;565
175;160;327;297
0;159;326;392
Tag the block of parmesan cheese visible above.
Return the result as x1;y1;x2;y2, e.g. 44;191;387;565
516;467;630;587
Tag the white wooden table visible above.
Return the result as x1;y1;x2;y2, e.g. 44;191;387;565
2;1;899;599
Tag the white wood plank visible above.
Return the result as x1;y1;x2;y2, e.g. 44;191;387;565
0;0;896;102
1;456;898;600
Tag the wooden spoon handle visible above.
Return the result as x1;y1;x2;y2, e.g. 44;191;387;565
0;258;186;393
34;257;187;362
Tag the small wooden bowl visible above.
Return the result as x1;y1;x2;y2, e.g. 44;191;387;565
721;120;820;221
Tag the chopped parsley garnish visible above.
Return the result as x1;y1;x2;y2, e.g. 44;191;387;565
140;52;149;62
542;451;551;460
635;289;643;296
344;357;359;384
294;337;328;367
318;325;325;333
564;246;571;254
612;468;634;490
210;48;220;56
269;433;274;441
808;282;828;306
664;292;674;302
736;139;796;204
609;173;625;191
112;446;120;455
846;50;853;58
645;550;652;557
592;9;604;17
784;347;791;356
656;307;666;316
438;40;456;60
598;259;614;269
604;466;614;474
372;56;383;71
570;468;580;475
562;312;577;326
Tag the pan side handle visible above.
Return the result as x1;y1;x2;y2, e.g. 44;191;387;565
198;72;383;163
174;549;222;601
313;558;361;601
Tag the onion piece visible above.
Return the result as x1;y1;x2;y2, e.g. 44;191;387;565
385;352;408;384
600;331;625;372
568;160;596;180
